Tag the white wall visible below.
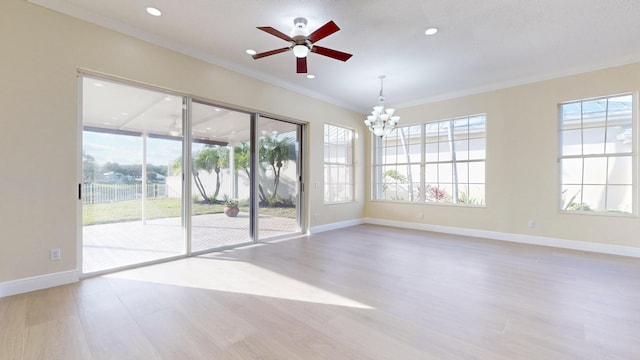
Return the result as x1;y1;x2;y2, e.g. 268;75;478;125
0;0;364;285
367;63;640;250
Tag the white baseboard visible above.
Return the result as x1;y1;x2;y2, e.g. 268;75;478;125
3;219;637;298
363;218;640;258
309;218;365;234
0;270;80;298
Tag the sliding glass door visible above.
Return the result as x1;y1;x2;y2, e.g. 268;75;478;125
81;76;185;273
190;101;253;253
257;116;302;239
81;75;305;274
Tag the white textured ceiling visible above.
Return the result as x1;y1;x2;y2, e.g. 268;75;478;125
30;0;640;113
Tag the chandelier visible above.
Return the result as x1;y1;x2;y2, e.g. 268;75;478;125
364;75;400;137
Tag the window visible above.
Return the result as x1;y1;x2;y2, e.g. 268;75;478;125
424;115;486;205
559;94;634;213
373;124;422;201
324;124;354;203
372;116;486;206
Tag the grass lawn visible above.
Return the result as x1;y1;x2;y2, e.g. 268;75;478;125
83;198;296;225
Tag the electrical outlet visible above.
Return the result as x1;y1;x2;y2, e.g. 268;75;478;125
50;248;61;261
527;220;536;228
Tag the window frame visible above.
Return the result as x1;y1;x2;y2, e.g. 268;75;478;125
423;114;487;206
558;93;636;216
371;124;423;202
323;123;355;204
371;114;486;207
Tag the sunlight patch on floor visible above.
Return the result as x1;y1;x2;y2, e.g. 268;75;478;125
106;257;374;309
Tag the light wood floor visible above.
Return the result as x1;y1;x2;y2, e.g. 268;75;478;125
2;224;640;359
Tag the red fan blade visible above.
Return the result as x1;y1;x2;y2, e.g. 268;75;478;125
307;21;340;43
257;26;293;42
296;57;308;73
311;46;353;62
252;47;291;59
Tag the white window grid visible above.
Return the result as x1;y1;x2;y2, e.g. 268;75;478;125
324;124;354;203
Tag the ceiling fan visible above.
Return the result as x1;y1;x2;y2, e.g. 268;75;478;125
252;17;353;73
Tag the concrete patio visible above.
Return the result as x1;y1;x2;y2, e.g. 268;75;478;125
83;212;297;273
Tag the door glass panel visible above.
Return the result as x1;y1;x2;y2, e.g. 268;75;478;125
81;76;185;273
257;117;301;239
190;102;252;252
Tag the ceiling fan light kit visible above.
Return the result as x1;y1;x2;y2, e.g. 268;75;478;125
292;44;309;58
252;17;352;73
365;75;400;137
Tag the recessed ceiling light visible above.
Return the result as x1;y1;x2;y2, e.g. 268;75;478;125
94;82;103;87
246;49;257;56
425;27;438;35
146;7;162;16
306;74;316;79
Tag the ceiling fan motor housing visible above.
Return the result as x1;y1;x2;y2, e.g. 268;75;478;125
293;17;307;28
290;17;309;42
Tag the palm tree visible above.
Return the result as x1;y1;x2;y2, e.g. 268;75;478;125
171;145;226;204
171;156;208;202
233;141;268;202
259;136;292;201
193;146;225;202
233;141;250;177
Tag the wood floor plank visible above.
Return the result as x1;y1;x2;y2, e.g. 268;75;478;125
232;297;370;359
24;286;76;327
74;281;162;360
21;316;93;360
0;294;27;360
3;224;640;359
134;307;226;359
157;285;262;350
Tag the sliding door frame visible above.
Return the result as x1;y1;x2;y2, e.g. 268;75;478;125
78;71;307;276
255;115;306;241
183;96;193;255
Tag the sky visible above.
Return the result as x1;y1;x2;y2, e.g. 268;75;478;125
83;131;185;167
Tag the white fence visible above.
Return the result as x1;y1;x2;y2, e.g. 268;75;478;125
82;183;169;204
